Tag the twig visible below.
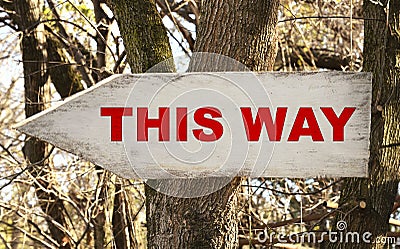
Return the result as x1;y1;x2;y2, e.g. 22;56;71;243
380;142;400;149
279;15;385;23
0;146;54;191
65;0;116;63
38;18;96;40
243;178;344;196
113;50;126;73
0;143;21;164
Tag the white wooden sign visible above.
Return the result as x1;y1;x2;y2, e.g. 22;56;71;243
15;72;371;179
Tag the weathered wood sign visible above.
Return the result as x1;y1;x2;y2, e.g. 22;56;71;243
15;72;371;179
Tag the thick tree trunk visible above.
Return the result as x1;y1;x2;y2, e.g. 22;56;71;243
325;1;400;248
13;1;47;119
10;1;71;247
193;0;279;71
110;0;279;247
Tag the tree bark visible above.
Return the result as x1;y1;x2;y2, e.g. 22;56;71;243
9;1;71;247
108;0;174;74
92;0;110;71
112;183;128;249
110;0;279;247
325;1;400;248
94;171;107;249
193;0;279;71
46;35;84;98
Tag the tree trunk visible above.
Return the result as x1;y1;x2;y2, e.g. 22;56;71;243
325;1;400;248
108;0;174;74
193;0;279;71
112;183;128;249
110;0;279;247
10;0;71;247
46;35;84;98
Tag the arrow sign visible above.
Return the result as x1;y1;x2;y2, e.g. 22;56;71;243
15;72;371;179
